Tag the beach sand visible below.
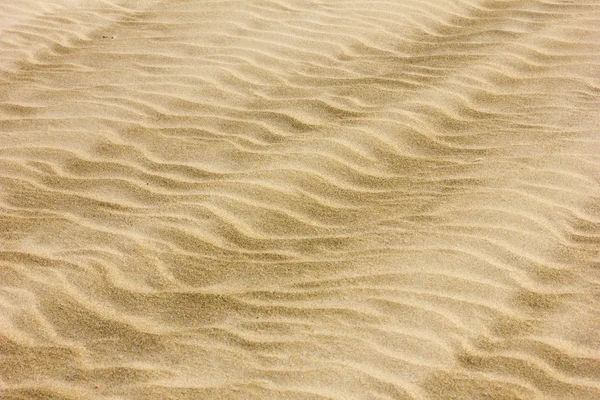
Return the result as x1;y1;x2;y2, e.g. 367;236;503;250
1;0;600;398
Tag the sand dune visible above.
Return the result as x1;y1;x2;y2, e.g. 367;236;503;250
2;0;600;398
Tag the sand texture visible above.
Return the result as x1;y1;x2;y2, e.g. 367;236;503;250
1;0;600;399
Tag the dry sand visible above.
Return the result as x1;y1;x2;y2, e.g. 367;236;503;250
1;0;600;399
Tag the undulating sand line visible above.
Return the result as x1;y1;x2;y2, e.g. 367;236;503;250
1;0;600;399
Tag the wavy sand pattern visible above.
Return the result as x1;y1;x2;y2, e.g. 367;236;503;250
1;0;600;398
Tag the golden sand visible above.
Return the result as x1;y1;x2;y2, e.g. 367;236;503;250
1;0;600;398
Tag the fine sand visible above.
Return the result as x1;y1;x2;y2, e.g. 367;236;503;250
1;1;600;399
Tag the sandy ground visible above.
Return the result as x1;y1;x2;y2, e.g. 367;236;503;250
1;1;600;399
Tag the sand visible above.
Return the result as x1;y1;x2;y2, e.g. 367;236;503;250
1;0;600;399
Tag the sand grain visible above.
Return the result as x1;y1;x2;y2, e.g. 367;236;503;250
1;0;600;399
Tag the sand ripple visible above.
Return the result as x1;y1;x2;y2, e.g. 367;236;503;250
1;0;600;399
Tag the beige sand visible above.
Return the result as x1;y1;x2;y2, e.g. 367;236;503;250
1;0;600;398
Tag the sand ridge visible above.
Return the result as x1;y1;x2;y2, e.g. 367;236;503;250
1;0;600;399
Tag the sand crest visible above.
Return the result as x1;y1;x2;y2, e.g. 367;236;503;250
1;0;600;399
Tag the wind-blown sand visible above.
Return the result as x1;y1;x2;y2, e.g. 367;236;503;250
1;0;600;398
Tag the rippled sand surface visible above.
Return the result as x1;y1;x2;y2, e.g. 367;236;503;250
2;1;600;398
